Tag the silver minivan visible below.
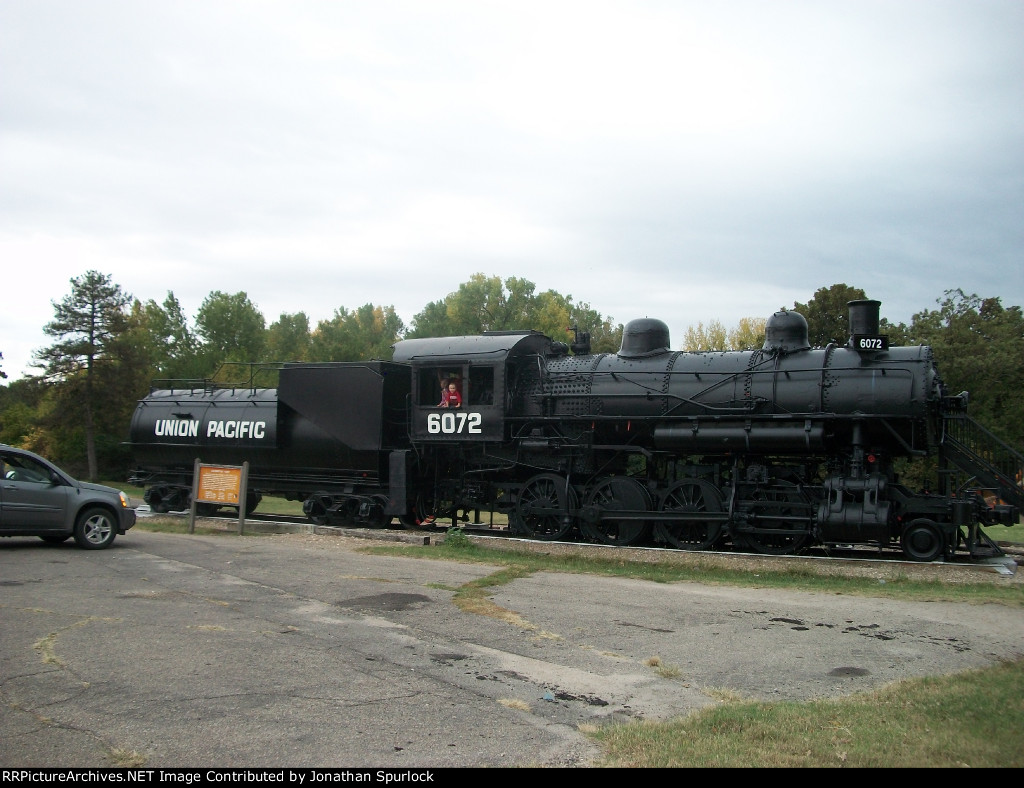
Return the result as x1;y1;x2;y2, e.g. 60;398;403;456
0;444;137;549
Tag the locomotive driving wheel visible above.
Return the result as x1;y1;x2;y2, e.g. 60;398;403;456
581;477;652;546
734;481;812;555
513;473;578;541
653;479;725;550
398;489;456;530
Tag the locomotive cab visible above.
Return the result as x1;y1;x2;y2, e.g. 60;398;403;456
392;330;554;443
409;362;503;441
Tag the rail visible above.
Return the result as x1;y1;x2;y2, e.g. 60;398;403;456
150;362;283;394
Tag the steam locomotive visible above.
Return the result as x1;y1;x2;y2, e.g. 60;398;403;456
128;299;1022;562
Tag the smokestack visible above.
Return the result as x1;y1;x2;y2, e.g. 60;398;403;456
848;299;881;338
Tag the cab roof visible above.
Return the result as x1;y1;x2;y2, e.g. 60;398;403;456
391;331;554;365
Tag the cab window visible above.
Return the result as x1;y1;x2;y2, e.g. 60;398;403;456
468;366;494;405
417;367;463;407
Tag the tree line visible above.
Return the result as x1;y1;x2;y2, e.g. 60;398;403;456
0;273;1021;483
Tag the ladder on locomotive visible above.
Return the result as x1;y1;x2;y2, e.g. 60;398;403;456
940;412;1024;513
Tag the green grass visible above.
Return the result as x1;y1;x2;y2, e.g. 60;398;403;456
988;523;1024;545
584;658;1024;768
377;532;1024;606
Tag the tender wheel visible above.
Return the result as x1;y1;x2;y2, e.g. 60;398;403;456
303;493;334;526
73;507;117;550
901;520;945;562
734;481;812;555
362;495;392;528
581;477;652;546
244;492;262;514
147;489;170;514
39;534;71;544
145;486;179;513
653;479;724;550
514;474;578;541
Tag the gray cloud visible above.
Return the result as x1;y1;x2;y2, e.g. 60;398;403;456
2;0;1022;379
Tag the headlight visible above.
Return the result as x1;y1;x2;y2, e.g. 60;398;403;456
119;491;130;508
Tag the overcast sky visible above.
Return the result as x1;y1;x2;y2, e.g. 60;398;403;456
2;0;1022;381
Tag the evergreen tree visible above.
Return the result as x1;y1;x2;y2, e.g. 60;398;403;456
33;271;133;481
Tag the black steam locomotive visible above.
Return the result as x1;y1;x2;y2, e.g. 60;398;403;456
128;300;1023;562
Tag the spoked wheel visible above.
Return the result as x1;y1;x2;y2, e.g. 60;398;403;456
513;474;578;541
581;477;652;546
397;510;425;529
73;507;118;550
398;488;457;530
653;479;724;550
734;481;812;555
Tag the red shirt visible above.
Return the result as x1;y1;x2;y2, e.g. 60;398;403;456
439;388;462;407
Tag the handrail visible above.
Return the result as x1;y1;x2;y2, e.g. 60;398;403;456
941;413;1024;509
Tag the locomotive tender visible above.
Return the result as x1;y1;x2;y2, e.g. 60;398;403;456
129;299;1023;562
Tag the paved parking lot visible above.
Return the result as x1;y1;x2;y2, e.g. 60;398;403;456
2;529;1022;768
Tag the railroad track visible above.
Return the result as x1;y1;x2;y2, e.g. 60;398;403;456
139;505;1021;575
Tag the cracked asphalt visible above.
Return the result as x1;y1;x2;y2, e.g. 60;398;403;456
1;529;1022;768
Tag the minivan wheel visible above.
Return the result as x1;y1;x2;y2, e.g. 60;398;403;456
74;507;118;549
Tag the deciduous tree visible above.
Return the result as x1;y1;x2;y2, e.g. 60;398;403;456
310;304;404;361
195;291;267;376
681;320;728;351
792;284;869;347
910;290;1024;446
407;273;620;353
728;317;767;350
267;312;312;362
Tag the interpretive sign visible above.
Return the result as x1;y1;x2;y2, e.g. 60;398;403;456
196;465;242;505
188;459;250;534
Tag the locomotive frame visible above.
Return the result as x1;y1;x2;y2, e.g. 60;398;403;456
128;300;1023;563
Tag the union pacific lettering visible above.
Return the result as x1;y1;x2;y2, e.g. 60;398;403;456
153;419;267;440
155;419;199;437
206;420;267;439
